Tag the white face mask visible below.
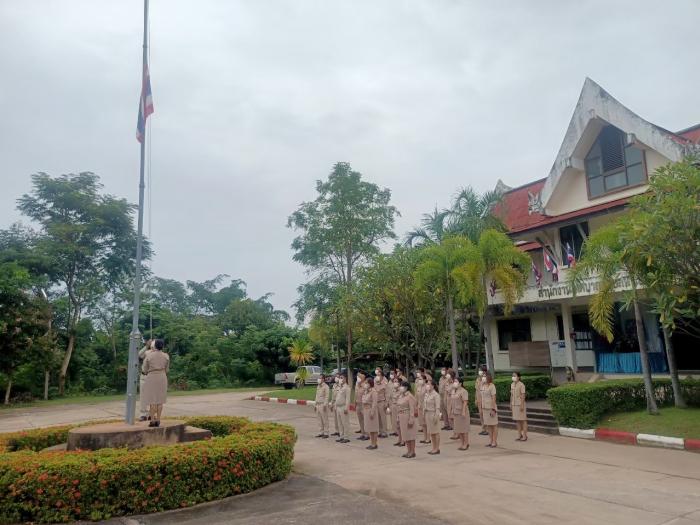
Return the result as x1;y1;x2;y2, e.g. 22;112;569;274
446;375;451;381
481;376;487;384
390;374;395;379
399;386;407;393
453;381;460;388
441;370;446;376
339;378;344;385
318;379;323;384
512;376;518;382
478;370;484;377
334;377;339;383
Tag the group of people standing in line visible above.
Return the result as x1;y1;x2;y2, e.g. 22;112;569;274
314;365;528;459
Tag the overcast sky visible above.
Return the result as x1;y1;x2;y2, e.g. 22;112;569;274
1;0;698;317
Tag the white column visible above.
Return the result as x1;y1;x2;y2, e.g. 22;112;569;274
561;302;577;372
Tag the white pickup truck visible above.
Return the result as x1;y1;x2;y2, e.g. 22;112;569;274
274;366;323;389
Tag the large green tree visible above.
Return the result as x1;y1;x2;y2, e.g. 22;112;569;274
17;172;146;394
288;162;398;387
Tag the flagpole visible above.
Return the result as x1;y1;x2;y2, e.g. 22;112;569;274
125;0;150;424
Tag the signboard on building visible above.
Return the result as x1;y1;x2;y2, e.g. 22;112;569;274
536;274;632;301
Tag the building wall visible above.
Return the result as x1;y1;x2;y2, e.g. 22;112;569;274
490;312;557;370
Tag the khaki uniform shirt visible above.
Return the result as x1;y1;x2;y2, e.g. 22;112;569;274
481;383;497;410
315;383;330;407
511;381;526;406
335;383;351;412
375;377;388;402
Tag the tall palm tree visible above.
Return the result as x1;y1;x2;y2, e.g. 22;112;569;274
414;236;472;371
288;340;314;387
448;187;505;243
405;206;453;247
452;229;529;370
569;223;659;414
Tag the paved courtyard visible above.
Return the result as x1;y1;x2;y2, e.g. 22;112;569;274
2;391;700;525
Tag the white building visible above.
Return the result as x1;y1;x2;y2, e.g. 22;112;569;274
485;78;700;378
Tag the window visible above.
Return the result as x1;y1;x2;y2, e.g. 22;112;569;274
556;315;565;340
585;125;647;198
497;318;532;351
559;222;589;266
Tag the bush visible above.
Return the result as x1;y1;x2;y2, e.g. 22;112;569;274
0;416;296;524
547;378;700;429
462;374;552;411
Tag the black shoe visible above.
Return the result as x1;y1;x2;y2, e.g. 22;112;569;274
331;432;339;436
154;420;160;427
139;416;148;422
393;442;402;446
315;433;324;438
148;421;155;427
341;439;350;443
322;435;329;439
427;450;440;455
355;430;362;433
379;433;388;438
479;430;489;436
336;438;343;442
390;432;398;437
366;445;378;450
356;436;365;440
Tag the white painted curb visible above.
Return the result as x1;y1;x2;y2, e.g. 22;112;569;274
269;397;278;402
559;427;595;439
287;399;298;405
254;396;262;401
308;401;316;407
636;433;685;450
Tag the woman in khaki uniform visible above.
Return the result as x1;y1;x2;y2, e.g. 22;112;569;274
390;377;403;446
355;371;367;440
362;377;379;450
334;375;351;443
414;372;426;443
482;372;499;447
141;339;170;427
397;381;417;458
477;367;489;436
511;371;528;441
444;370;455;434
374;368;389;438
330;376;340;437
314;374;330;438
451;377;470;450
387;373;398;437
423;381;441;454
438;368;450;430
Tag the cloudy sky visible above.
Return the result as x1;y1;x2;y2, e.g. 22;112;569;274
1;0;698;317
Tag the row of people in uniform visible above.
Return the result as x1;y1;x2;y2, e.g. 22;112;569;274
314;366;528;458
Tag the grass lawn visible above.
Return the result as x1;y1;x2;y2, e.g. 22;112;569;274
0;386;280;410
601;407;700;439
261;386;359;402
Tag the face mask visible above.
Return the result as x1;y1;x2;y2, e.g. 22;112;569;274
334;377;339;383
318;379;323;384
390;374;395;379
446;375;451;381
399;386;407;393
481;377;487;383
393;381;399;387
512;376;518;382
441;370;446;376
478;370;484;377
339;379;344;385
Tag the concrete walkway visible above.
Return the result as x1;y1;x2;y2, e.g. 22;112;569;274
3;392;700;525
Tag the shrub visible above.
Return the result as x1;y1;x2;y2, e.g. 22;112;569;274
462;374;552;411
547;378;700;429
0;416;296;524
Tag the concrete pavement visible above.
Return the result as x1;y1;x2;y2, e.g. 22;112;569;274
2;391;700;525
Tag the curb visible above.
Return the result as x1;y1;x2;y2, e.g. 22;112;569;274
637;433;685;450
558;427;595;440
248;396;357;411
595;428;637;445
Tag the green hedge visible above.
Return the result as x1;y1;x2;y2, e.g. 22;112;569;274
461;374;552;411
547;378;700;429
0;416;296;524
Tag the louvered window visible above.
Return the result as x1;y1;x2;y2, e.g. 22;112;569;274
585;125;647;198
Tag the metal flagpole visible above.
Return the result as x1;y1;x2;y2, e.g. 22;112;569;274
125;0;150;424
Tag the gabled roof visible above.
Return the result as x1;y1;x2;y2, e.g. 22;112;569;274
540;78;698;207
493;179;546;232
677;124;700;144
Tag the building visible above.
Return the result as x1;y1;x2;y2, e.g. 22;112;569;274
485;78;700;379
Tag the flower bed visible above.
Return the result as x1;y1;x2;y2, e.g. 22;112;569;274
0;416;296;524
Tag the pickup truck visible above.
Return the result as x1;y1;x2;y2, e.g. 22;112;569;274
274;366;323;389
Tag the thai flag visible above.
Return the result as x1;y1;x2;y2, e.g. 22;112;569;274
489;280;497;297
136;63;154;143
531;260;542;287
544;252;559;283
566;242;576;267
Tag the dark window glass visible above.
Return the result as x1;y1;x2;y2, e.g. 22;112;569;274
559;222;589;265
557;315;565;340
497;318;532;351
585;125;647;198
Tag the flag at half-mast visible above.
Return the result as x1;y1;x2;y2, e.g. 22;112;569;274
136;63;154;143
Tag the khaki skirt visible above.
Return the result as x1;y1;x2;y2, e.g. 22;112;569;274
452;411;470;434
141;370;168;405
363;405;379;433
424;409;440;435
512;402;527;421
483;408;498;426
398;410;417;441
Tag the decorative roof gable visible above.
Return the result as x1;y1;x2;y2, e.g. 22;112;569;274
540;78;698;207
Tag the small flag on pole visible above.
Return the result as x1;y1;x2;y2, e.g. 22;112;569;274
136;63;154;143
531;259;542;287
566;242;576;267
543;251;559;283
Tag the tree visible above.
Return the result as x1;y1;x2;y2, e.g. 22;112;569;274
452;229;529;370
449;187;505;242
288;162;398;389
414;236;472;371
17;172;147;395
615;158;699;407
569;222;659;414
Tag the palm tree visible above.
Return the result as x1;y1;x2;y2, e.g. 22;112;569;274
448;187;505;243
452;229;529;370
569;223;659;414
414;236;472;371
288;340;314;388
405;206;453;247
